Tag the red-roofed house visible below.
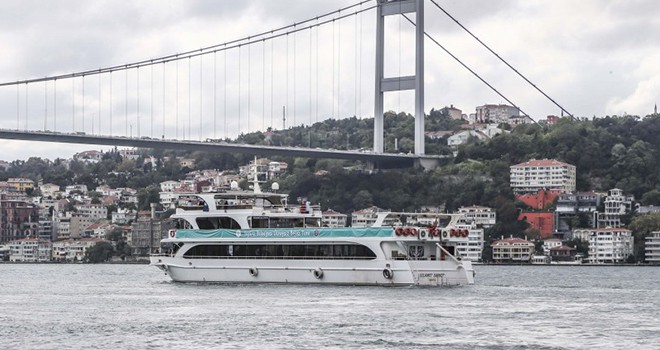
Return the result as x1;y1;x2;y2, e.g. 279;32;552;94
518;212;554;239
516;189;561;210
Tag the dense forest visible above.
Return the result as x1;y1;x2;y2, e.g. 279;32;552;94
3;110;660;258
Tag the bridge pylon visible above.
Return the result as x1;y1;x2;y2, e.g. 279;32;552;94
374;0;425;155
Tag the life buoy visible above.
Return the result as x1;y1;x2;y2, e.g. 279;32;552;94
404;228;412;236
382;267;393;280
431;228;439;237
395;227;404;236
169;230;176;238
450;229;456;237
313;267;324;279
462;229;469;238
249;267;259;277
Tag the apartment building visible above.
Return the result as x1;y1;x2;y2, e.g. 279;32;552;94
510;159;576;194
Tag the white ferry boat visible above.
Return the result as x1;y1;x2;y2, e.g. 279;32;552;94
150;183;475;286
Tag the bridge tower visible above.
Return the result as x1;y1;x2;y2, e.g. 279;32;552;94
374;0;425;155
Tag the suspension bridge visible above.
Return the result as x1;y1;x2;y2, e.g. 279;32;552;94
0;0;571;168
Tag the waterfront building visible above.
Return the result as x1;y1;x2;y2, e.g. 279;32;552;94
0;244;9;261
130;216;172;255
585;228;634;264
322;209;347;228
351;206;384;227
597;189;634;229
646;231;660;265
491;237;535;263
454;227;485;262
8;238;52;262
543;238;563;255
510;159;576;195
457;206;496;228
555;192;603;231
52;238;107;262
549;245;577;263
0;194;39;243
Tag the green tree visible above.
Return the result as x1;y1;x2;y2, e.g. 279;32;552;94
84;241;115;263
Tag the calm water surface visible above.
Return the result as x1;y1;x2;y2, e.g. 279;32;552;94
1;264;658;349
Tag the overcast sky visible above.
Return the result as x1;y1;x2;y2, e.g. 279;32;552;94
1;0;659;161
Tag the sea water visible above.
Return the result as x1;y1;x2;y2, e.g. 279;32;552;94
1;264;658;349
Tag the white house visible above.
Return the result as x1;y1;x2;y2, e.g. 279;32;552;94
586;228;634;264
322;209;347;228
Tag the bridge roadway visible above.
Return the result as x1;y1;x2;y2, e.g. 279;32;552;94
0;129;448;169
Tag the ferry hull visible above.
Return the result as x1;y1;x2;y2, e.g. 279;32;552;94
151;256;474;286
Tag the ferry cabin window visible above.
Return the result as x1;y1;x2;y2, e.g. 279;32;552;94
249;217;322;228
183;243;376;259
196;217;241;229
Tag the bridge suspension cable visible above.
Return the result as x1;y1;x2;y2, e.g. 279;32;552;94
401;14;532;120
0;0;373;87
429;0;574;119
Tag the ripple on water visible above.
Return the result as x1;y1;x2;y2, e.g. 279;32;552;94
1;264;659;349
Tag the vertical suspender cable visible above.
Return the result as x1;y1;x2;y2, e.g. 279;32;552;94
270;39;274;129
162;63;165;138
44;81;47;131
309;26;312;126
176;59;179;139
72;79;74;131
137;67;140;137
188;57;191;140
125;69;128;136
214;51;217;139
151;63;154;138
270;38;275;128
199;55;203;141
82;75;85;132
54;79;57;132
16;84;19;130
248;39;251;132
315;20;319;123
238;45;242;134
98;73;101;134
25;83;29;130
337;11;341;118
286;34;289;128
262;40;265;130
354;12;358;117
332;19;335;117
110;72;113;135
293;25;296;127
224;47;227;139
